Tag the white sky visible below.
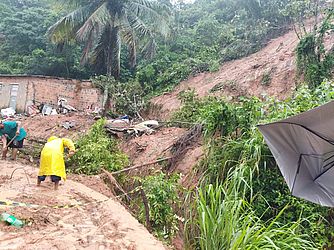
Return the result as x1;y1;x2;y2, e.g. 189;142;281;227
171;0;196;4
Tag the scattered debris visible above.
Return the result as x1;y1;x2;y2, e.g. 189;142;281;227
1;107;16;118
62;121;76;130
1;213;24;228
106;116;130;128
105;120;160;137
127;120;159;136
58;98;77;114
37;98;78;117
26;105;40;117
41;105;53;116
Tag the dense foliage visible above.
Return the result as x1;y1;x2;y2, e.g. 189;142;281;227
0;0;91;78
48;0;171;79
174;81;334;249
68;119;128;174
296;9;334;88
136;0;292;94
133;172;181;239
1;0;332;101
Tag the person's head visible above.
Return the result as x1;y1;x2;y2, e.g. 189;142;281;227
47;136;58;142
0;121;4;129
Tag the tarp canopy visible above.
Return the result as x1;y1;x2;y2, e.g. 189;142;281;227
258;101;334;207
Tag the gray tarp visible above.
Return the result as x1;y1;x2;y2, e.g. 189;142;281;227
258;101;334;207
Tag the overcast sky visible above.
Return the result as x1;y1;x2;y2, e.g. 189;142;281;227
171;0;195;4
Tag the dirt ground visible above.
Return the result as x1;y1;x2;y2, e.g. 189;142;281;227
0;160;167;250
150;28;301;120
120;127;203;181
19;113;96;141
2;24;324;249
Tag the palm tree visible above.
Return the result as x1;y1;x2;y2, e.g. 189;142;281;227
48;0;171;79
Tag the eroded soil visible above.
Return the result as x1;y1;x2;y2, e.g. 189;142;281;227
0;160;167;250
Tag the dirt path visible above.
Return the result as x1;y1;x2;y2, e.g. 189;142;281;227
0;160;167;250
151;28;300;119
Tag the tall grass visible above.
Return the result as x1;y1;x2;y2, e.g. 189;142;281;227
181;81;334;249
190;167;319;249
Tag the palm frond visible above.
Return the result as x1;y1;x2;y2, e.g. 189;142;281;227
141;38;157;59
81;28;95;64
76;2;110;42
58;0;97;8
128;1;171;38
48;3;100;44
118;12;137;68
128;0;171;21
128;14;153;38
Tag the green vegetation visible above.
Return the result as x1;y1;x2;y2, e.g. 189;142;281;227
175;81;334;249
48;0;171;79
1;0;334;248
296;11;334;88
136;0;293;95
92;75;145;117
0;0;91;78
133;172;181;239
68;119;128;174
3;0;325;92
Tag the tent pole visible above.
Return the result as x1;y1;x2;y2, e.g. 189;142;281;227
291;154;303;195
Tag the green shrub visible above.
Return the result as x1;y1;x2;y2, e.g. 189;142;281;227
68;119;128;175
134;172;181;239
296;12;334;88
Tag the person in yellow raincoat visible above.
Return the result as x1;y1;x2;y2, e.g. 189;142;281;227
38;136;76;190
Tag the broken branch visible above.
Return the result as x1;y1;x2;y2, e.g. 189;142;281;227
111;157;173;175
101;168;131;200
140;187;152;232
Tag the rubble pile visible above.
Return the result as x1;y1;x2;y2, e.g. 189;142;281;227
105;118;160;138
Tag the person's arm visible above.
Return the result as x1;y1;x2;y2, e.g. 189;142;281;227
15;121;22;135
62;138;76;156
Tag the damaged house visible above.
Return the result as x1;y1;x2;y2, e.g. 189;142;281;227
0;75;105;113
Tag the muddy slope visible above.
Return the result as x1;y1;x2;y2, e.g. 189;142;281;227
151;28;300;119
0;160;167;250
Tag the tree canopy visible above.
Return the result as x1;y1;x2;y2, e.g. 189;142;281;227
48;0;172;79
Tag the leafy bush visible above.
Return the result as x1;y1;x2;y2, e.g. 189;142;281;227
134;172;181;239
68;119;128;175
92;75;145;117
296;11;334;88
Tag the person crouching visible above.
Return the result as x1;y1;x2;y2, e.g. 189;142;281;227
38;136;75;190
0;120;27;161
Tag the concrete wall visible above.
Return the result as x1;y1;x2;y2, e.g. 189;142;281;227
0;75;104;113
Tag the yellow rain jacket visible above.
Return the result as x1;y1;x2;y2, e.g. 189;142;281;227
39;136;75;180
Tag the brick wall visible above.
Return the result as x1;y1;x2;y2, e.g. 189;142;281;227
0;75;104;112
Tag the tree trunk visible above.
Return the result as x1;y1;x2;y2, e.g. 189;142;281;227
103;26;121;114
106;26;121;80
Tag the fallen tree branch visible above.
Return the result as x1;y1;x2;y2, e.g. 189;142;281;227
111;157;173;175
140;187;152;232
159;120;200;126
101;168;131;200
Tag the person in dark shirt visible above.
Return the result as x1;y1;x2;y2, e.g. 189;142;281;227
0;120;27;160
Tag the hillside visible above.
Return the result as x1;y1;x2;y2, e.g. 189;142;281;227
151;27;299;119
0;0;333;248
